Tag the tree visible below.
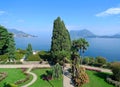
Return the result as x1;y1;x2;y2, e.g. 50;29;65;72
52;63;62;79
95;56;106;67
0;25;9;55
7;33;16;62
50;17;71;63
25;43;33;59
72;38;89;64
110;62;120;81
74;66;89;87
83;57;89;65
71;38;89;87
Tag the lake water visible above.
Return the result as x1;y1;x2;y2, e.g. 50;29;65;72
15;37;120;62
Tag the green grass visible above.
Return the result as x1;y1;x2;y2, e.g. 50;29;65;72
29;68;63;87
0;68;32;87
0;68;25;87
82;70;114;87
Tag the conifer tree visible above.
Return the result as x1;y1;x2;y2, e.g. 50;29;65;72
0;25;9;54
7;33;16;62
50;17;71;63
25;43;33;59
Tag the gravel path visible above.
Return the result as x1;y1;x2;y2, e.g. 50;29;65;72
63;67;74;87
21;65;37;87
0;64;50;68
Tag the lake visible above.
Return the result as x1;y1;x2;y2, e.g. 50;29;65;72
15;37;120;62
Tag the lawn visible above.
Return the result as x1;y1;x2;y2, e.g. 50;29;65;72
0;68;32;87
82;70;114;87
29;68;63;87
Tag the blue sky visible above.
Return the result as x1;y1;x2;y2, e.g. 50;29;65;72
0;0;120;36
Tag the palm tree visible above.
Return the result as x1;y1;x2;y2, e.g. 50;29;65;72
80;38;89;64
72;38;89;64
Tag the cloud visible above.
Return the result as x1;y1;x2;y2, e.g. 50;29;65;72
0;10;6;15
96;7;120;17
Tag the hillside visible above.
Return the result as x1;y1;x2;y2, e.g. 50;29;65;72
7;29;37;37
70;29;96;39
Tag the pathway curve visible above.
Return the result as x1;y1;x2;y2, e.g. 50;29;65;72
0;64;50;87
21;65;37;87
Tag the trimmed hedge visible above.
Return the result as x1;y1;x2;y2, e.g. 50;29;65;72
106;77;120;87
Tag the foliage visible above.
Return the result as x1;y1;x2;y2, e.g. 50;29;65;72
15;52;24;60
74;66;89;87
7;33;16;62
25;43;33;59
83;57;89;65
41;70;52;81
106;77;120;87
110;62;120;81
52;63;62;79
95;56;107;67
0;25;9;55
51;50;70;65
72;38;89;64
0;54;8;61
50;17;71;63
38;51;51;61
27;53;42;61
82;57;96;65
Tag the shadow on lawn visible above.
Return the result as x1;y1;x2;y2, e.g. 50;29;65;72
94;71;110;80
40;70;54;87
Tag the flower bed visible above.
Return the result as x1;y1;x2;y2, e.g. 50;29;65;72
14;68;30;85
85;67;101;72
0;72;7;81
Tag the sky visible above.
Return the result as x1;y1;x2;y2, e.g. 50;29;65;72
0;0;120;37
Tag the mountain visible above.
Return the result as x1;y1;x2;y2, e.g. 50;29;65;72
112;33;120;38
70;29;96;39
7;29;37;37
70;29;120;39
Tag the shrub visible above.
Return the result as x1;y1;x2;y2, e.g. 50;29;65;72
74;67;89;87
95;56;106;67
0;54;8;61
83;57;89;65
27;53;42;61
106;77;120;87
110;62;120;81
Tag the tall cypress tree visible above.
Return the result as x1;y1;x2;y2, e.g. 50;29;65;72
50;17;71;63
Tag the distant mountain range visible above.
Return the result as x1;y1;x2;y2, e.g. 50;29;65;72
7;29;37;37
70;29;120;39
